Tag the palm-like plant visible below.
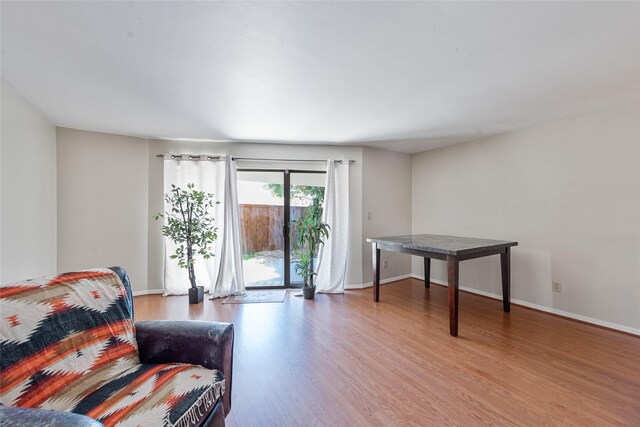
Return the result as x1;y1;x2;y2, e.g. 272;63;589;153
154;183;218;289
290;197;330;289
292;251;312;285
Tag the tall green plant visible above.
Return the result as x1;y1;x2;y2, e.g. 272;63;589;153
154;183;218;289
290;197;330;289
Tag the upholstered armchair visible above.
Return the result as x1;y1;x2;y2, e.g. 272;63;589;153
0;267;234;427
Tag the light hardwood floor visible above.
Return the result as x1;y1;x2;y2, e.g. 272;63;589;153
134;279;640;427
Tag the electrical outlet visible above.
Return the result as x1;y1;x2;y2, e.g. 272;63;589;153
367;211;372;220
383;260;388;269
552;281;562;292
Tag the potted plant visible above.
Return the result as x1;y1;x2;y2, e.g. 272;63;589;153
290;197;330;299
155;183;218;304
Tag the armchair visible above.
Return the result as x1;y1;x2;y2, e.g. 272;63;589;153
0;267;233;427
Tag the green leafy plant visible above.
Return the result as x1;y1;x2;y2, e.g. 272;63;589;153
293;251;313;284
290;197;330;289
154;183;219;289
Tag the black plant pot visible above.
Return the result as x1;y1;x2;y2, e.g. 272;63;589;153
189;286;204;304
303;285;316;300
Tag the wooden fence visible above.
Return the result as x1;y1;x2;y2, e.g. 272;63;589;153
240;204;308;253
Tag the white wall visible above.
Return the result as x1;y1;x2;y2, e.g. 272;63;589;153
1;82;57;283
360;147;412;285
56;128;149;293
147;140;364;291
411;104;640;333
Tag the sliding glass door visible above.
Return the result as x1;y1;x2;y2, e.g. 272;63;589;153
237;170;286;288
237;169;325;289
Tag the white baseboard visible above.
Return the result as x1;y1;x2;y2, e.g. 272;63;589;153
134;277;639;336
345;274;412;290
132;289;165;297
411;274;640;336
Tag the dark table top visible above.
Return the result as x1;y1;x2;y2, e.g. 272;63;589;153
367;234;518;256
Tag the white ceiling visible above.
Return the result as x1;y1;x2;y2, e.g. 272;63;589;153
2;2;639;153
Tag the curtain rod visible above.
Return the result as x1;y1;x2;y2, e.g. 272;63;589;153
155;154;355;164
156;154;223;161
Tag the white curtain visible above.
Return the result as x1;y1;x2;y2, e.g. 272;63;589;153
162;156;225;295
316;159;350;293
210;157;246;298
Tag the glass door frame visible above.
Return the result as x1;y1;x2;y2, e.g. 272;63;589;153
238;168;326;290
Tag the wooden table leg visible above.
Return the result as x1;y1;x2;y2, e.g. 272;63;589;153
501;247;511;312
372;243;381;302
424;257;431;288
447;255;459;336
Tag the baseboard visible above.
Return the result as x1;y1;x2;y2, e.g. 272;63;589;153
345;274;412;290
410;274;640;336
134;278;639;336
132;289;165;297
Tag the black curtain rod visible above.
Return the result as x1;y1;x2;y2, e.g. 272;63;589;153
155;154;223;161
156;154;355;164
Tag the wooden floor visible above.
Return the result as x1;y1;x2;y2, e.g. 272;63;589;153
134;279;640;427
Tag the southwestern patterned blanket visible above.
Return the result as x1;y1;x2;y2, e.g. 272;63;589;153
0;268;224;427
